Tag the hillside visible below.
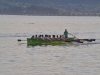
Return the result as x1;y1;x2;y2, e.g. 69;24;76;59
0;0;100;16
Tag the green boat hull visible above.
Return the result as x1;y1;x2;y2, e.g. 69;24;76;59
27;37;74;46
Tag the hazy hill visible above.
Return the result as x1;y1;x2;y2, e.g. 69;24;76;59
0;0;100;16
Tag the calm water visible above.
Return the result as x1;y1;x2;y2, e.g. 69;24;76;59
0;15;100;75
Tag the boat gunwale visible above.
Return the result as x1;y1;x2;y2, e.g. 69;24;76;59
27;37;74;45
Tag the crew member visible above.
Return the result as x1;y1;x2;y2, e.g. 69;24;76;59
64;29;69;38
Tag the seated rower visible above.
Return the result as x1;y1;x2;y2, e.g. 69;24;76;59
56;35;60;40
31;35;34;39
48;35;52;40
38;35;44;40
59;35;63;40
59;35;66;41
52;35;56;40
44;35;50;40
62;35;68;41
41;35;44;40
35;35;38;39
38;35;41;39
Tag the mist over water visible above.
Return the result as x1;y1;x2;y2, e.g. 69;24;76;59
0;15;100;75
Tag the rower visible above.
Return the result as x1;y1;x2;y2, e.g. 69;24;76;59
35;35;38;39
52;35;56;40
56;35;59;40
44;35;50;40
38;35;42;40
40;35;44;40
48;35;52;40
31;35;34;39
59;35;66;41
56;35;60;40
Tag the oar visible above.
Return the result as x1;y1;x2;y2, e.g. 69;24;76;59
18;39;26;42
79;39;96;42
65;33;83;43
84;39;95;41
69;33;79;39
65;40;83;43
69;33;83;43
69;33;96;42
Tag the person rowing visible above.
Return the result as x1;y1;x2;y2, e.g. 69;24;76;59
31;35;34;39
44;35;50;40
38;35;44;40
48;35;52;40
56;35;60;40
61;35;67;41
35;35;37;38
52;35;57;40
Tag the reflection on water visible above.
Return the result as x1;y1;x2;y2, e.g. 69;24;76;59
0;15;100;75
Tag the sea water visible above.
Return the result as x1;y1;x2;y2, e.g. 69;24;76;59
0;15;100;75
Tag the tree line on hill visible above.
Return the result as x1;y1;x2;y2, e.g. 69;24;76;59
0;0;100;16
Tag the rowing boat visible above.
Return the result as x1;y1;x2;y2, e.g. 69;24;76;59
18;37;96;46
27;37;74;46
17;32;96;46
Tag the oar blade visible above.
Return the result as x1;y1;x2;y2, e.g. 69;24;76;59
79;39;96;42
18;39;21;42
18;39;27;42
91;39;96;41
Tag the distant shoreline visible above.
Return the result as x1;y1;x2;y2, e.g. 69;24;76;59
0;14;100;17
